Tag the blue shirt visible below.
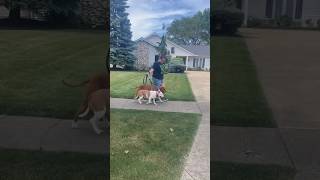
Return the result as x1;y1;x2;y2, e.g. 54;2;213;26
152;62;163;80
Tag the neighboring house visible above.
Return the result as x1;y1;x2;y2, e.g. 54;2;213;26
134;33;210;71
0;0;106;28
236;0;320;27
0;5;43;20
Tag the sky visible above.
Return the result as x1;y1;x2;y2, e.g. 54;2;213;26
127;0;210;40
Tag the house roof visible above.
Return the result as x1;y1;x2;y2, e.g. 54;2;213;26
181;45;210;57
136;33;210;57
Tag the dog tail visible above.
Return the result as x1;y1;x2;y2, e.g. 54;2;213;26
78;106;90;118
62;79;90;87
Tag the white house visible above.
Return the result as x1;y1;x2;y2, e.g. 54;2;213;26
237;0;320;27
134;33;210;71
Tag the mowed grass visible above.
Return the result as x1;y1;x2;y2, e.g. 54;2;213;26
110;109;200;180
213;161;296;180
0;149;107;180
212;36;274;127
0;30;106;118
110;71;195;101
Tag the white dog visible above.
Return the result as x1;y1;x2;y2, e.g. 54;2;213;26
72;89;108;134
135;89;164;105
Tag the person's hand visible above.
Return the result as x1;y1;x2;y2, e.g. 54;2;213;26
149;68;154;76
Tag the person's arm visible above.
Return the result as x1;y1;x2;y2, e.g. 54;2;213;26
149;68;154;76
149;64;155;76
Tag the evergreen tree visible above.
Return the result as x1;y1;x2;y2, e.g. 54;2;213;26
110;0;136;69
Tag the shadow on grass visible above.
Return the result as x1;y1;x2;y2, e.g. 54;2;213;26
213;161;296;180
212;35;275;127
0;149;107;180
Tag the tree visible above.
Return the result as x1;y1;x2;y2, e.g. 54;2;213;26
110;0;136;69
167;8;210;45
46;0;80;26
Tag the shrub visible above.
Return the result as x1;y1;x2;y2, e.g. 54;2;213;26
247;17;262;27
317;19;320;28
212;9;244;35
305;19;314;27
276;15;293;27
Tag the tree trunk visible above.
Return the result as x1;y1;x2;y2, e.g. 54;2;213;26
9;4;21;21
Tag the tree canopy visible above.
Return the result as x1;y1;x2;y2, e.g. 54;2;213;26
167;8;210;45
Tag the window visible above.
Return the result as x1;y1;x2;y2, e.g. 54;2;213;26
236;0;242;10
265;0;273;18
295;0;303;19
171;47;175;54
275;0;283;18
286;0;294;18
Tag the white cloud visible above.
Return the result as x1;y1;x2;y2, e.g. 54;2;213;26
127;0;210;40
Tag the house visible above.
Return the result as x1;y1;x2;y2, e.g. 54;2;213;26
134;33;210;71
236;0;320;27
0;0;106;28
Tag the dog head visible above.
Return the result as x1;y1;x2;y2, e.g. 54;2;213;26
157;90;164;98
160;86;166;93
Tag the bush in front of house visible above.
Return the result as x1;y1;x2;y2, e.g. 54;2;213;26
212;8;244;35
276;15;293;27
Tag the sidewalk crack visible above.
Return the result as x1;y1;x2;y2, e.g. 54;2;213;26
184;168;196;180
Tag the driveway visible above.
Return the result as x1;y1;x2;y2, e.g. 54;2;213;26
181;71;210;180
242;29;320;179
242;28;320;129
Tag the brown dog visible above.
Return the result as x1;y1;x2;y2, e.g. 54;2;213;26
72;89;109;134
62;71;109;123
135;84;166;95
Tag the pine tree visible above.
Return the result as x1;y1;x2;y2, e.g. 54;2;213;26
110;0;136;69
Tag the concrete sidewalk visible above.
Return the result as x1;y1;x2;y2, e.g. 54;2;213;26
0;115;108;154
181;71;210;180
111;98;201;114
242;28;320;180
0;99;202;156
213;126;320;180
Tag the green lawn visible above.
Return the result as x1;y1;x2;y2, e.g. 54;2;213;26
213;161;296;180
110;71;195;101
0;149;107;180
0;30;106;119
110;109;200;180
212;36;275;127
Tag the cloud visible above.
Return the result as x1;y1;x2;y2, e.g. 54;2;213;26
126;0;210;40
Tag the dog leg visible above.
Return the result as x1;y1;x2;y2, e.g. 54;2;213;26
147;97;152;104
72;99;89;129
90;111;104;134
153;98;157;105
158;97;163;103
138;96;143;104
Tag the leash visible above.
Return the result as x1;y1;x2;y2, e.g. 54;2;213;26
143;73;153;85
